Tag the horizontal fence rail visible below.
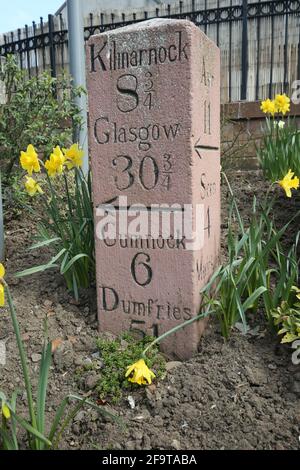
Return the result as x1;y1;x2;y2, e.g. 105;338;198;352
0;0;299;103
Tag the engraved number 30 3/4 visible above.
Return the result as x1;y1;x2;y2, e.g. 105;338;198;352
112;155;159;191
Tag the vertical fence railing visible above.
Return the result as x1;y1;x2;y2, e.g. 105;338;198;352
48;14;56;78
32;21;38;76
298;18;300;84
40;17;46;72
269;11;275;98
241;0;249;100
0;0;299;103
284;7;289;93
255;0;261;101
228;0;233;102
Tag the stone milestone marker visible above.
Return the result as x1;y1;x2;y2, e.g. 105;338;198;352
87;19;220;360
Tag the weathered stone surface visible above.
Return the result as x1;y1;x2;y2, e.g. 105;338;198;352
87;19;220;359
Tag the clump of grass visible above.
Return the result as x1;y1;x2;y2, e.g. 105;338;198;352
81;332;165;404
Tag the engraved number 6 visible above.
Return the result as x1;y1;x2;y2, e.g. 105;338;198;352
131;253;153;287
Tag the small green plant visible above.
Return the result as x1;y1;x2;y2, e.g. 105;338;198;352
271;287;300;345
201;173;300;339
201;175;268;338
0;55;83;182
234;195;300;325
123;309;215;387
262;233;299;324
15;144;94;299
201;245;266;340
93;313;215;398
0;264;116;450
82;333;165;404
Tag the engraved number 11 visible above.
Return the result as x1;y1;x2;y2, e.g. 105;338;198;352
204;100;211;135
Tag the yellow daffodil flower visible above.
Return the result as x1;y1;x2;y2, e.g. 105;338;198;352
274;94;290;115
20;144;40;176
0;263;5;307
25;177;43;197
0;264;5;279
2;402;11;420
278;169;299;198
45;146;65;178
63;143;84;169
260;98;276;116
125;359;156;386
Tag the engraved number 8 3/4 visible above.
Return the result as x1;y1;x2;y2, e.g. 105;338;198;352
117;72;154;113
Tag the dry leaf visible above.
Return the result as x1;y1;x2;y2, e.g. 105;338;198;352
51;338;63;353
96;398;107;406
46;310;56;318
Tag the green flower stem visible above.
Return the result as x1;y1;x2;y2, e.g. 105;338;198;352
52;398;86;450
261;182;276;211
40;194;62;240
142;308;214;359
4;282;37;433
43;169;70;244
221;171;244;232
63;172;73;219
44;169;60;219
222;170;275;230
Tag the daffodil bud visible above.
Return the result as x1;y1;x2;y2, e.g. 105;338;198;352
2;403;11;420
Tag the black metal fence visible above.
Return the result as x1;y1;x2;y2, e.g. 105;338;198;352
0;0;299;103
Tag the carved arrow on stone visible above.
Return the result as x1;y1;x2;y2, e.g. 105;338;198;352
194;138;219;159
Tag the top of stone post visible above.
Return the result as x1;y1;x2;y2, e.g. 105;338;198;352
87;18;218;53
89;18;198;39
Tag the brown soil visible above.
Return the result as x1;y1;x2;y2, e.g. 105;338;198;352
0;170;299;450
